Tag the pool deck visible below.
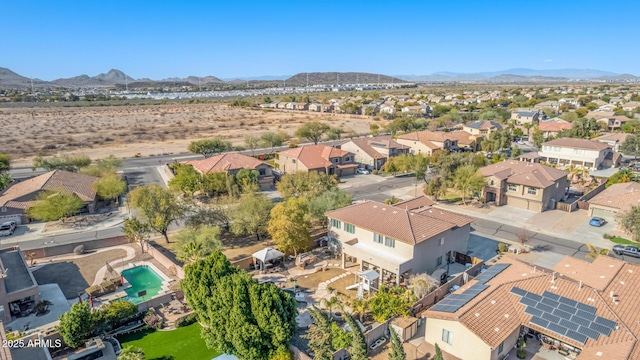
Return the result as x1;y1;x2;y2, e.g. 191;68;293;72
96;261;174;305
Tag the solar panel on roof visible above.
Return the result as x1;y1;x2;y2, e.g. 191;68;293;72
510;287;527;296
594;316;617;330
577;326;600;340
542;291;561;301
524;307;543;318
558;303;578;315
520;297;538;308
547;323;568;336
565;330;588;345
535;302;554;314
541;297;560;308
558;297;578;307
524;292;542;302
552;308;573;321
560;318;578;329
576;302;597;314
474;263;510;284
590;323;612;336
575;310;597;322
542;312;561;324
530;317;550;328
571;315;592;328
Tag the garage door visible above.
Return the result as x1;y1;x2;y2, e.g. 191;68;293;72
591;207;616;221
506;197;541;211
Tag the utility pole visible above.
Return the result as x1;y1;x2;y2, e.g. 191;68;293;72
306;73;309;88
283;79;286;90
30;77;35;98
377;74;380;86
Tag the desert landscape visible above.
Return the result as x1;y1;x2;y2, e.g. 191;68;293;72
0;103;374;166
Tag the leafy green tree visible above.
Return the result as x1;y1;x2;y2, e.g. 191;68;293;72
261;131;289;153
453;165;486;205
369;123;381;136
201;172;231;197
118;346;146;360
0;173;11;191
277;171;339;199
268;197;310;257
99;300;138;330
128;185;186;243
187;137;232;158
368;285;414;322
231;190;273;240
81;155;123;177
622;119;640;134
122;217;152;252
181;252;297;359
620;134;640;159
186;202;234;231
343;312;367;360
433;343;444;360
585;243;609;259
532;127;545;149
0;153;10;173
304;307;334;360
617;206;640;241
327;127;344;142
27;190;84;221
93;174;127;203
173;225;222;264
606;169;635;187
394;153;430;182
235;168;259;190
308;188;353;223
350;298;369;323
32;154;91;172
423;176;448;201
168;164;202;196
511;145;523;159
244;135;262;156
58;302;92;348
384;195;402;205
389;327;407;360
295;122;331;144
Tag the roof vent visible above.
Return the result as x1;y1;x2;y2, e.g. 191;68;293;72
491;300;496;305
494;327;500;332
504;314;509;319
600;275;606;279
475;313;480;317
629;269;634;273
392;211;397;214
382;208;386;211
579;281;583;291
595;352;603;357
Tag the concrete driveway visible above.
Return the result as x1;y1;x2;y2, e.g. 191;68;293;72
338;173;386;189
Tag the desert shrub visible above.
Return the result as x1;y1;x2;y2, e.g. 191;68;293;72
177;313;197;327
74;244;86;255
497;243;509;253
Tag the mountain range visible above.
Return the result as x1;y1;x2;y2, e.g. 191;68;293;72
1;67;637;90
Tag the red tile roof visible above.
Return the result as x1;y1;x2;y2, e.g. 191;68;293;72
588;182;640;213
325;200;472;245
393;196;435;211
538;119;573;132
479;160;568;188
278;145;352;170
184;153;268;174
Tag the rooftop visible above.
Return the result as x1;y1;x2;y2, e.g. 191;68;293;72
345;136;409;160
326;200;472;245
588;182;640;213
542;138;612;151
464;120;503;130
594;133;629;143
0;249;35;294
480;160;568;188
278;145;351;170
0;170;98;208
184;153;269;174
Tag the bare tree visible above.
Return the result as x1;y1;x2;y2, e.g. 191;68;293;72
408;273;439;299
516;228;532;253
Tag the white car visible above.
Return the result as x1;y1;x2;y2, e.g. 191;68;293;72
356;168;370;175
517;140;526;145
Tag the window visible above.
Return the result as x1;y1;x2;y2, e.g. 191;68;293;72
442;329;453;344
490;180;494;186
527;187;537;195
259;169;266;176
344;223;355;234
508;184;517;191
384;237;395;248
333;158;339;163
345;157;351;162
436;256;443;266
440;237;445;246
330;219;341;229
292;159;296;163
498;341;504;354
374;233;383;244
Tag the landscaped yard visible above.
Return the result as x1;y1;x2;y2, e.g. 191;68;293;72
117;323;220;360
609;236;639;246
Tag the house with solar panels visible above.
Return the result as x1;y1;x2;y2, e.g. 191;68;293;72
339;135;410;171
423;256;639;360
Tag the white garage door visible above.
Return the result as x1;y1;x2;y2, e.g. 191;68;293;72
591;207;616;221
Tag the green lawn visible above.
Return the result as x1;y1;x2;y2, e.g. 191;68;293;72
117;323;221;360
609;237;639;246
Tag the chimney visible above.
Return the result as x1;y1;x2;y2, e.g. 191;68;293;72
610;290;615;299
551;272;556;283
579;281;583;291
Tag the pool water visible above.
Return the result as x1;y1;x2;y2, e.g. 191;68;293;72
122;266;164;304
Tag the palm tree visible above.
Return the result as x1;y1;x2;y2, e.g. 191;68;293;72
585;243;609;259
523;122;534;137
566;165;581;184
322;296;340;318
350;298;369;323
118;346;145;360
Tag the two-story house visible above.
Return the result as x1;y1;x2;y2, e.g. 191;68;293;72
594;133;628;152
462;120;503;136
340;136;410;171
0;248;41;324
396;131;460;155
510;109;540;125
183;153;275;190
596;115;631;131
325;198;472;286
538;138;614;170
480;160;569;212
276;145;358;177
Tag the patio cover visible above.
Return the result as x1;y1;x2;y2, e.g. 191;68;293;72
252;247;285;263
357;269;380;281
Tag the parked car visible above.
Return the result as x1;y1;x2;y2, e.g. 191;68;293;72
517;140;526;145
370;337;387;350
589;217;606;227
356;168;370;175
0;223;13;236
613;245;640;258
2;221;17;232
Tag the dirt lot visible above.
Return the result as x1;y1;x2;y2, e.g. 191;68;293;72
33;249;127;299
0;103;374;166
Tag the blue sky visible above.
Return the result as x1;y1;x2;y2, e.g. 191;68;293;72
5;0;639;80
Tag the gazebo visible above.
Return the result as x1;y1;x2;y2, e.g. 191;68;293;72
251;247;285;271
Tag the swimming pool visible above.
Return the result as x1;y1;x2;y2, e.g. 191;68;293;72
122;265;164;304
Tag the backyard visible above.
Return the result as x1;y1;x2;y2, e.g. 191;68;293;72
117;323;220;360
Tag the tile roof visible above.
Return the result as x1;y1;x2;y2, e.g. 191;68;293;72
278;145;352;170
594;133;629;143
425;257;640;359
184;153;269;174
325;200;472;245
392;196;435;211
479;160;568;188
397;130;455;144
538;119;573;132
543;138;611;151
588;182;640;213
345;136;410;160
465;120;503;130
0;170;98;208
